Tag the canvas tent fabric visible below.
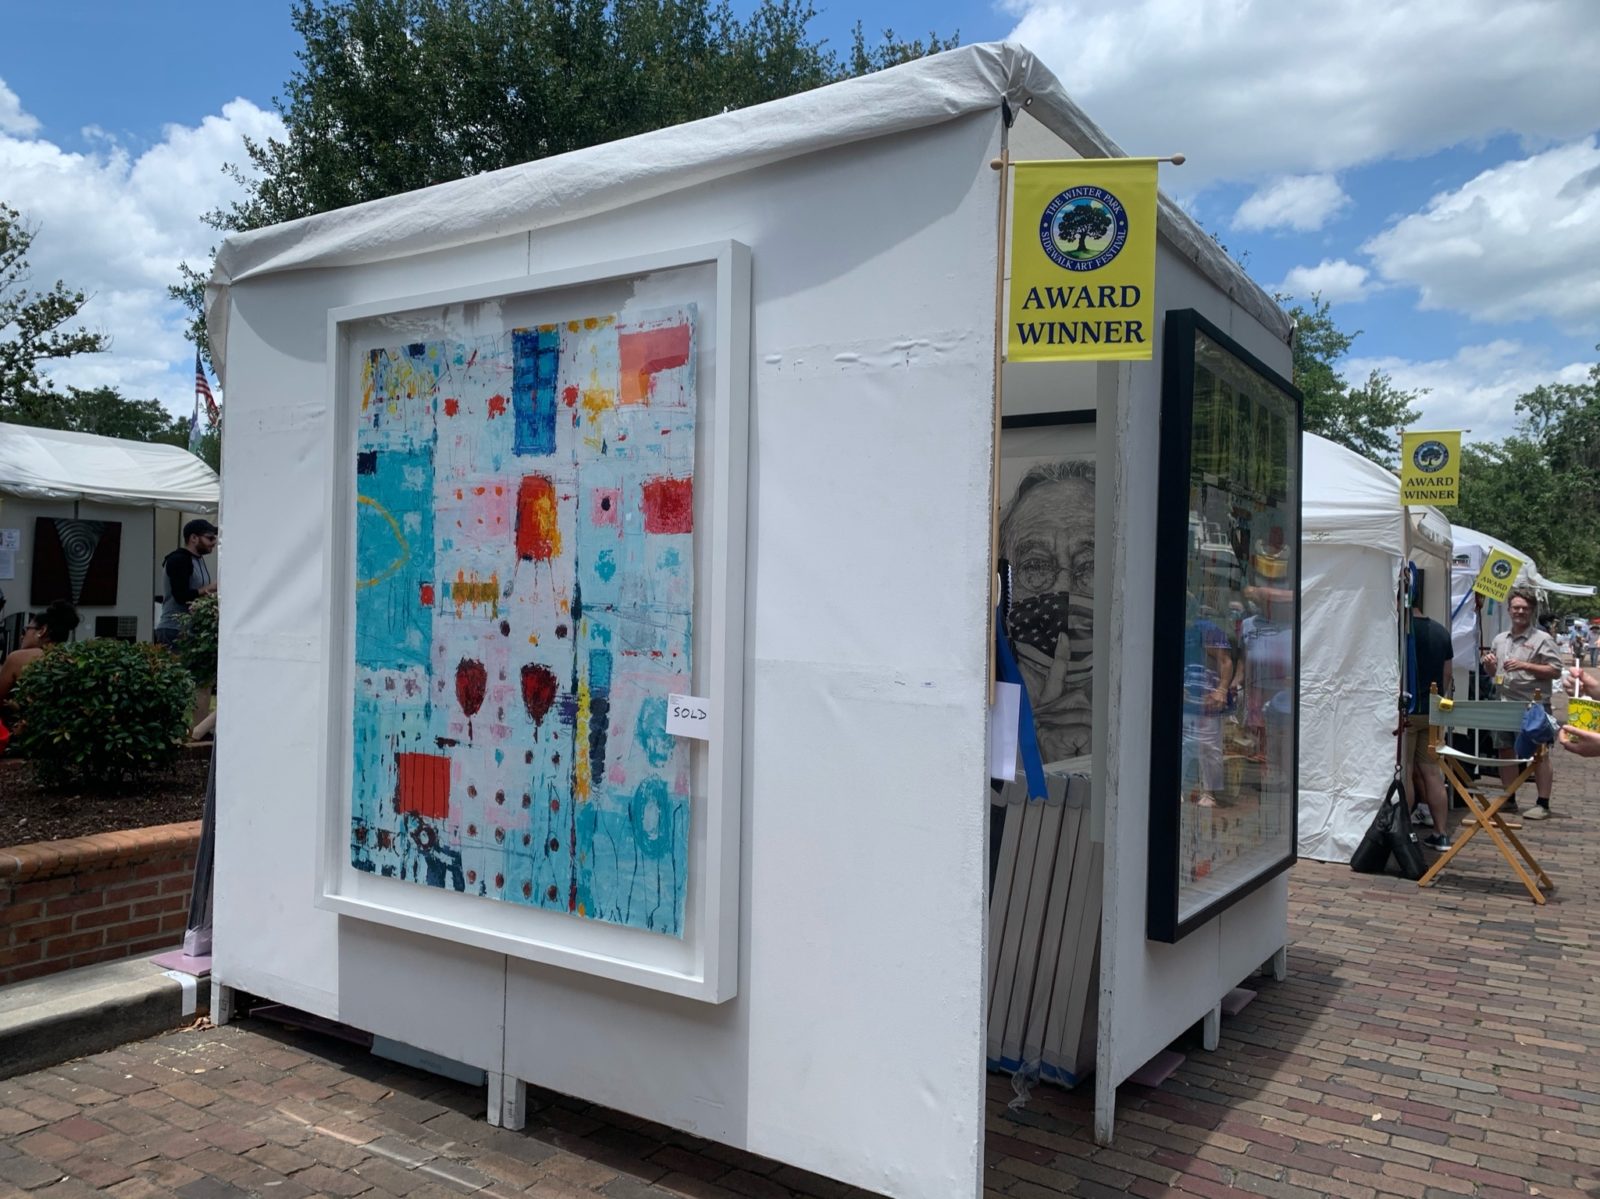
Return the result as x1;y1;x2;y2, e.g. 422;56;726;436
203;40;1288;384
1298;433;1438;863
0;422;219;511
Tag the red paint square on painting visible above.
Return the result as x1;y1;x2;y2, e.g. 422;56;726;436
641;476;693;534
395;752;450;819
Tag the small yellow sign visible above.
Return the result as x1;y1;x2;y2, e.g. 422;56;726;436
1400;430;1462;506
1472;548;1522;603
1007;159;1158;362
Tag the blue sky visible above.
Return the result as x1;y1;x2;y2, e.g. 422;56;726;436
2;1;1596;444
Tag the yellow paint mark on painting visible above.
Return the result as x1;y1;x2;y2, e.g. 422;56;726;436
355;495;407;589
451;571;500;618
574;677;592;801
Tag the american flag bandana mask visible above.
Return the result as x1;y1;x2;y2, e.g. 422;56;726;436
1007;591;1093;669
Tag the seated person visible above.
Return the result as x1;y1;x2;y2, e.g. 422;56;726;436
0;601;81;714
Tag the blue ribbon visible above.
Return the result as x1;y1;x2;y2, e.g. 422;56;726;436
995;609;1049;800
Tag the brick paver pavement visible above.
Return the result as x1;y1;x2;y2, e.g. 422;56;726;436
3;744;1597;1198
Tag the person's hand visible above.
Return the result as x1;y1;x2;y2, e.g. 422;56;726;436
1481;649;1497;670
200;582;218;596
1563;666;1600;696
1559;725;1600;756
1503;657;1523;672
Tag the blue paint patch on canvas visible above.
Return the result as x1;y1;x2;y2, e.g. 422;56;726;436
511;328;560;456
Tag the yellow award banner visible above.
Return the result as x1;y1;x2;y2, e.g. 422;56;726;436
1007;159;1158;362
1473;549;1522;603
1400;430;1462;506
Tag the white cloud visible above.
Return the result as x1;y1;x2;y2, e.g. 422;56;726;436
1346;341;1592;442
1277;259;1372;304
0;78;37;135
0;83;283;414
1005;0;1600;188
1233;175;1349;232
1362;137;1600;329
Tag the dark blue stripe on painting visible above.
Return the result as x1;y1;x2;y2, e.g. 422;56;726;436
356;450;377;475
586;646;613;803
512;328;560;456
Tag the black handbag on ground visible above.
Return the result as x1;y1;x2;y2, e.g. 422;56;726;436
1386;779;1427;881
1350;786;1395;873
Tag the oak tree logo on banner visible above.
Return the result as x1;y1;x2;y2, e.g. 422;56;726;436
1492;558;1514;581
1412;439;1449;474
1040;188;1129;271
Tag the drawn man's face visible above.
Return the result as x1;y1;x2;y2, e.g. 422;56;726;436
1002;474;1095;763
1007;479;1095;602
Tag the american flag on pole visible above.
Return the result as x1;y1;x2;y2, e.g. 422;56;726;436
196;350;219;428
189;350;215;456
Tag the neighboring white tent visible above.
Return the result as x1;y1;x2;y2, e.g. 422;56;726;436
1299;434;1401;862
1448;525;1595;673
0;422;219;510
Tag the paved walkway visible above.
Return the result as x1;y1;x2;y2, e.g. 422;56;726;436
3;749;1597;1199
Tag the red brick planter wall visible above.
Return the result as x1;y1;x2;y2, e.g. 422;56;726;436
0;822;200;985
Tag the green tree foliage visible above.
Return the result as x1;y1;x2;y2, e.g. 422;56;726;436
1457;356;1600;615
172;0;957;355
4;384;185;441
1285;295;1422;463
0;203;109;405
1056;203;1111;253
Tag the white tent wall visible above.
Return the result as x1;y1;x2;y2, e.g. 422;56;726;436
1094;243;1291;1142
213;113;998;1198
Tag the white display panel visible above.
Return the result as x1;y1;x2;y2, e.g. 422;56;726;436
315;244;750;1001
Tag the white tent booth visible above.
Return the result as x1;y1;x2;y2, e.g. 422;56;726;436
1297;434;1452;862
1450;525;1595;679
206;43;1298;1197
0;422;219;651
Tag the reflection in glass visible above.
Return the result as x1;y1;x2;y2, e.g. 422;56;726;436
1175;333;1298;925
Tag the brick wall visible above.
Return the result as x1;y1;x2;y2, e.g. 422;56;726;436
0;822;201;986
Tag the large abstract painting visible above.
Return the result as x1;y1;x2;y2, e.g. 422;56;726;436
351;306;698;938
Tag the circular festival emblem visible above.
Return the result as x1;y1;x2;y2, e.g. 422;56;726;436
1412;439;1450;474
1491;558;1514;580
1039;186;1130;271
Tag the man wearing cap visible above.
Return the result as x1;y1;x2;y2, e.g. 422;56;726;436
154;519;218;648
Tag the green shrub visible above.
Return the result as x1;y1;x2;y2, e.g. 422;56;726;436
13;640;194;789
178;594;220;688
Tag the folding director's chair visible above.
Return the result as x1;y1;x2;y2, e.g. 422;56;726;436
1418;687;1554;905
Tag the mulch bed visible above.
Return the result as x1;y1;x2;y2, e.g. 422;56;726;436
0;749;209;847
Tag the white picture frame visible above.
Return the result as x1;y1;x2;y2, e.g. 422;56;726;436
313;242;751;1002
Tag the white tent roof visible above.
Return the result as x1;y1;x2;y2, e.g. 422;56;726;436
1303;433;1405;554
204;41;1289;384
1451;523;1596;597
0;422;219;511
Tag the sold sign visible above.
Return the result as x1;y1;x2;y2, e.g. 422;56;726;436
667;694;712;740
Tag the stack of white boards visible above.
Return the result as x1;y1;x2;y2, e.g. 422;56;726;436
987;765;1101;1087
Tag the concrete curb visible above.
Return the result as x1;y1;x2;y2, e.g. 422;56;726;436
0;954;208;1078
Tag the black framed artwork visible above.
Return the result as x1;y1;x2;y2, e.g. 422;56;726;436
31;517;122;607
1147;311;1301;943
